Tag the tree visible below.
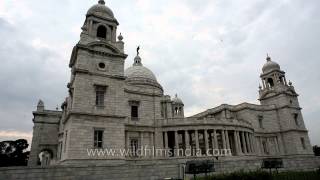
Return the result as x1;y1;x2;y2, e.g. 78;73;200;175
0;139;30;167
313;145;320;156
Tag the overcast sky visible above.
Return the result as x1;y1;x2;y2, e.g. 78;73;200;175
0;0;319;146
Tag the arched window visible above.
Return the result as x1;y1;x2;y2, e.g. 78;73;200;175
97;25;107;39
175;107;179;115
267;78;274;88
279;76;285;85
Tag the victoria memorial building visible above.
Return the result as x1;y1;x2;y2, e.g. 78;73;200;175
26;1;317;175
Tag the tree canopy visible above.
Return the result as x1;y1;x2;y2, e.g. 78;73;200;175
313;145;320;156
0;139;29;167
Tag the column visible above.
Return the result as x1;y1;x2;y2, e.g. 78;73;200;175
204;129;209;153
250;134;256;154
175;131;179;157
277;134;284;155
274;137;280;154
185;130;190;149
211;130;215;149
248;134;253;154
222;130;226;149
213;129;218;149
236;131;242;155
164;131;168;149
233;131;239;155
150;132;154;158
241;132;247;154
175;131;179;148
225;130;230;149
195;130;199;151
126;131;130;150
150;132;154;148
245;132;251;154
140;132;144;149
258;137;263;155
266;138;271;154
88;20;93;34
250;133;254;153
284;76;288;85
113;27;117;42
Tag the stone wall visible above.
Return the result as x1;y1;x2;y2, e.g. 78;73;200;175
0;163;179;180
2;156;319;180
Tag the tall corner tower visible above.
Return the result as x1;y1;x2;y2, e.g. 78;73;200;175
61;0;128;163
258;55;313;155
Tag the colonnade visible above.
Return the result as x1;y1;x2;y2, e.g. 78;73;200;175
163;129;256;156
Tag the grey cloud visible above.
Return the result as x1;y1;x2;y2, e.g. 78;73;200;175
0;18;68;132
0;0;319;146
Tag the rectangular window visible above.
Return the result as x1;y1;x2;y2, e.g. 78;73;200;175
301;137;306;149
129;101;140;121
95;86;106;106
131;105;138;118
294;113;299;126
258;115;264;129
94;130;104;148
130;139;139;157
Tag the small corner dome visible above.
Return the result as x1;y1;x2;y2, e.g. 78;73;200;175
87;0;114;19
125;55;157;82
262;56;280;73
172;94;184;105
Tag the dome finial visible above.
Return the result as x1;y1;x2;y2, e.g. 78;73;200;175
98;0;105;5
118;33;123;41
137;46;140;56
266;53;271;61
133;46;142;66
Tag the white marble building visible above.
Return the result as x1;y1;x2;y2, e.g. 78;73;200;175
28;0;314;167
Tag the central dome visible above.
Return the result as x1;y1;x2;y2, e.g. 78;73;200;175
125;55;157;82
87;0;114;19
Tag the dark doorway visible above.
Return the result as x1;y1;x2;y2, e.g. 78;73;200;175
167;131;175;157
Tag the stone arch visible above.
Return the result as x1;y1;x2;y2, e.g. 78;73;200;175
97;25;107;39
178;107;182;115
38;149;54;166
94;23;112;40
267;78;274;88
174;107;179;115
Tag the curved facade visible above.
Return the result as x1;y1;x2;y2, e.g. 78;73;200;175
28;0;314;167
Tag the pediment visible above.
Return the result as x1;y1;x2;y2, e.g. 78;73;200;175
87;41;121;54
